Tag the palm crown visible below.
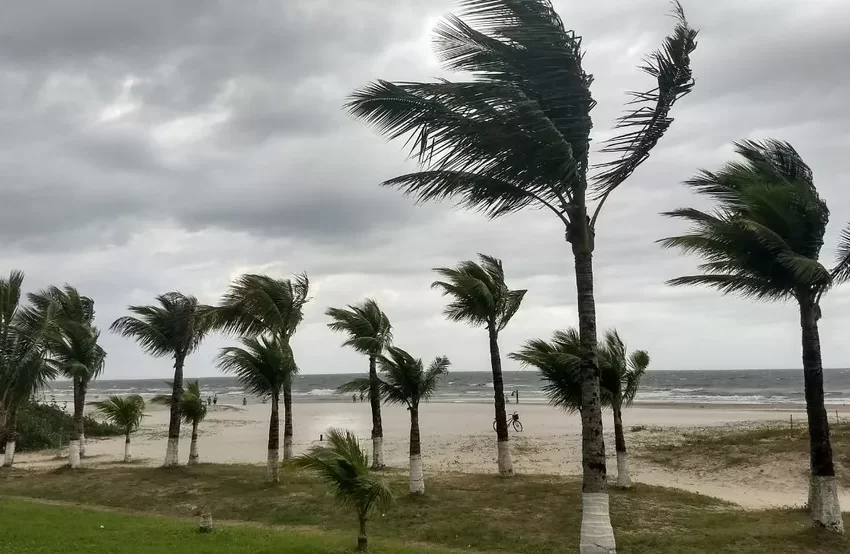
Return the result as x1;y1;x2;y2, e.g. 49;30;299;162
346;0;697;235
340;347;450;409
597;330;650;407
91;395;145;433
110;292;209;360
659;140;850;304
326;299;393;357
152;380;207;425
215;336;295;398
211;274;310;340
432;254;526;332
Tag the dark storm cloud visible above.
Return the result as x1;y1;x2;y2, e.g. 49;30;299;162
1;0;849;377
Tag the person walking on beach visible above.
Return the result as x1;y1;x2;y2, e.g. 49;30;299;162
352;394;357;403
213;395;217;406
242;397;247;406
359;391;365;403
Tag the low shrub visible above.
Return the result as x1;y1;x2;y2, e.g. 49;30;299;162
1;402;122;453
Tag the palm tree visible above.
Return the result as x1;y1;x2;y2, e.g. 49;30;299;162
216;336;294;482
346;2;698;548
597;331;649;488
152;380;207;465
295;428;393;552
340;347;450;494
91;395;145;462
0;271;56;467
326;299;393;469
510;329;649;488
209;273;309;460
431;254;524;476
110;292;210;467
25;285;105;469
659;139;850;533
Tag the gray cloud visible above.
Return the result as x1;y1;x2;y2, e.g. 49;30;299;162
1;0;849;378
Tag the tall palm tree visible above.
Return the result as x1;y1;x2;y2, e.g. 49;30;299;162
346;2;698;548
152;380;207;465
340;347;450;494
431;254;524;476
295;428;393;552
597;331;649;488
110;292;210;467
25;285;105;469
326;299;393;469
91;395;145;463
209;273;309;460
216;336;294;482
659;139;850;533
0;271;56;467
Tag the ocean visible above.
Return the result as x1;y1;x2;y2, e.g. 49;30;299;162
39;368;850;406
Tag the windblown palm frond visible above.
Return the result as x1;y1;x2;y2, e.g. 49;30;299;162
326;299;393;356
110;292;210;359
833;224;850;286
660;140;837;303
348;0;697;232
432;254;526;331
91;395;145;433
152;380;207;425
597;330;649;407
210;273;310;341
215;336;294;398
372;347;450;408
509;329;582;412
295;428;393;514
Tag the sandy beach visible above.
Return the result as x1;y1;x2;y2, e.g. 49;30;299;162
12;401;850;510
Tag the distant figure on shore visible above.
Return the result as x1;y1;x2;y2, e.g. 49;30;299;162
207;396;212;406
512;390;519;404
213;395;218;406
359;392;365;402
352;394;357;403
242;397;247;406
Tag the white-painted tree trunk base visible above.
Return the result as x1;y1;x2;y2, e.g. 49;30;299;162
497;440;514;476
79;433;85;457
580;493;617;554
372;437;384;468
124;441;132;463
283;436;293;460
3;441;15;467
409;454;425;495
163;437;179;467
188;440;199;465
810;475;844;533
616;452;631;488
69;440;82;469
267;449;280;483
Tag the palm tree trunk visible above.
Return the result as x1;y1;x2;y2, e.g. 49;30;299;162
69;376;84;469
572;242;616;553
800;297;843;533
79;379;88;458
409;405;424;495
357;513;368;552
164;352;185;468
488;323;513;477
283;382;293;460
124;430;132;463
188;420;199;465
3;409;17;467
369;353;385;469
612;403;630;488
268;392;280;483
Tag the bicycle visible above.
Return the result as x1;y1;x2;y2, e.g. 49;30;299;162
493;411;523;432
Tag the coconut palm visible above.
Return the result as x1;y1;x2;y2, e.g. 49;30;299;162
326;299;393;469
510;329;649;488
340;347;450;494
295;428;393;552
216;336;295;482
152;380;207;465
347;2;698;548
0;271;56;467
90;395;145;462
430;255;524;476
659;139;850;533
25;285;105;468
110;292;210;467
597;331;649;488
209;273;309;460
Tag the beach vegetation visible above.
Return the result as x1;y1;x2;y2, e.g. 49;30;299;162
90;395;145;462
152;380;207;465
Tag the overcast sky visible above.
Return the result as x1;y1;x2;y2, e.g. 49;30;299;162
2;0;849;380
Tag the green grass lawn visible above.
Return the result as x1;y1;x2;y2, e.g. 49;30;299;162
1;464;849;553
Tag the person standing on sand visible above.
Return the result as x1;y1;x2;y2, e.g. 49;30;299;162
352;394;357;403
359;392;365;403
213;395;217;406
242;397;247;406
